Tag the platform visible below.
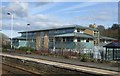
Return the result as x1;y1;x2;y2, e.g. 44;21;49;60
0;53;119;76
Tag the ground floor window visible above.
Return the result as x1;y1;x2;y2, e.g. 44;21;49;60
49;37;53;42
77;38;81;42
86;38;89;42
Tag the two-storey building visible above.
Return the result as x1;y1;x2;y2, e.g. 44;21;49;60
12;25;116;53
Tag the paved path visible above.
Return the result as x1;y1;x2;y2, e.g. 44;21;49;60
0;53;119;76
3;53;120;72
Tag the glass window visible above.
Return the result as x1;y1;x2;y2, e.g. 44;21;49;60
48;28;74;35
63;38;66;42
77;38;81;42
86;38;89;42
77;30;80;32
40;32;44;37
33;32;36;36
49;37;53;42
21;33;26;37
66;37;73;42
56;38;61;42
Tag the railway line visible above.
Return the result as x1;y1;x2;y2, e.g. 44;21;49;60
2;62;41;76
1;53;119;76
2;60;91;76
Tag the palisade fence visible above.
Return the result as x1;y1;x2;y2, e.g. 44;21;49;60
13;40;106;60
48;42;102;58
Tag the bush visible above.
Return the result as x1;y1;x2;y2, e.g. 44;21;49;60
90;58;97;62
18;47;34;52
2;44;11;49
101;60;111;63
80;54;91;62
2;48;7;52
63;55;69;59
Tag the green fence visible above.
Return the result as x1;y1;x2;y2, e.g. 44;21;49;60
49;42;93;49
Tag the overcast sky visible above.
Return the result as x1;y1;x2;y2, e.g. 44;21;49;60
0;0;118;37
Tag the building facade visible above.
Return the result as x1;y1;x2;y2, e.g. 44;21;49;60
12;25;116;54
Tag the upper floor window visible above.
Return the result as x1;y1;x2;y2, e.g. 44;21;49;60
77;30;80;32
55;38;61;42
63;38;66;42
77;29;84;33
21;33;26;37
66;37;73;42
40;32;44;36
80;31;84;33
27;32;36;37
48;28;74;35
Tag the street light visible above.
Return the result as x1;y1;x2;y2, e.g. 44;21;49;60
26;23;30;47
7;12;13;49
53;36;56;52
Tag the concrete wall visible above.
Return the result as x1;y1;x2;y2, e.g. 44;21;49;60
36;32;41;50
84;29;94;36
44;31;49;49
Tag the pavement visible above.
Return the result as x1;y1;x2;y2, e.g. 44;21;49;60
4;52;119;72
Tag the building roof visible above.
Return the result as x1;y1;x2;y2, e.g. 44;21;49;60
100;36;117;40
104;41;120;48
75;33;94;38
18;25;98;33
12;36;35;40
54;33;93;38
54;33;74;37
88;27;98;31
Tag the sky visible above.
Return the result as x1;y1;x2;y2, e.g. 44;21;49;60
0;0;118;38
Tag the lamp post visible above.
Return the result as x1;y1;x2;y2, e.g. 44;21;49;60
26;23;30;47
53;36;56;53
7;12;13;50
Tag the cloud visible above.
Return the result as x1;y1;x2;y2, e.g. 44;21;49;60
63;2;98;11
29;2;50;7
2;0;119;2
1;1;117;38
1;2;63;32
30;2;58;15
2;11;65;31
1;2;28;20
74;12;117;22
65;10;117;26
54;2;100;14
26;14;65;30
2;20;27;31
28;14;51;22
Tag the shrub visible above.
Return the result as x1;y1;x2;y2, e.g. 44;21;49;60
2;44;11;49
80;54;91;62
2;48;7;52
63;55;69;59
90;58;97;62
18;47;34;52
100;60;110;63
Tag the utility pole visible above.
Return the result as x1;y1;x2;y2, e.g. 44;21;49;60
26;23;30;47
7;12;13;50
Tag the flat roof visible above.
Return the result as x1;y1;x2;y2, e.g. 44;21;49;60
104;42;120;48
18;25;98;33
54;33;93;38
12;33;93;39
100;36;117;40
12;36;36;40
